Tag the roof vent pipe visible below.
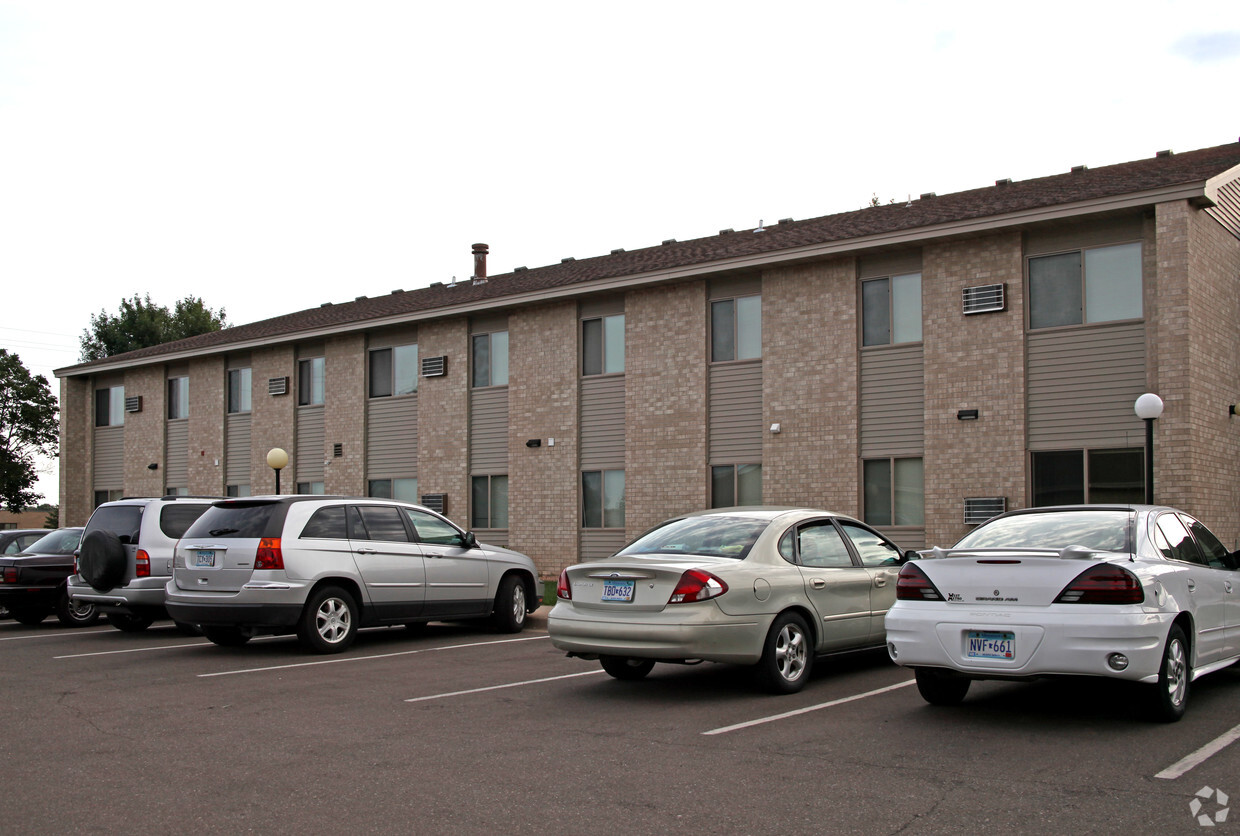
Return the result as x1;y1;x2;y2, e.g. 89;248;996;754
472;243;488;285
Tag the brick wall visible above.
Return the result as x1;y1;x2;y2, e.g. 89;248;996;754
188;356;225;495
123;366;165;497
249;345;296;494
59;377;91;526
325;334;366;495
509;301;579;578
417;319;470;528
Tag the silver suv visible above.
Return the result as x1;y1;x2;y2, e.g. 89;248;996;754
69;496;218;632
164;495;541;653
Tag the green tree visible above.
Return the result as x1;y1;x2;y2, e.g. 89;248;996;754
79;294;227;361
0;350;59;513
44;506;59;529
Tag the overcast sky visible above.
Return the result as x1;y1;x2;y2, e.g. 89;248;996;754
1;0;1238;508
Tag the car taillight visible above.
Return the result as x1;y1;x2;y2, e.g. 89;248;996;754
1054;564;1144;604
557;568;572;600
896;562;944;601
254;538;284;570
668;569;728;604
2;567;16;584
135;549;151;578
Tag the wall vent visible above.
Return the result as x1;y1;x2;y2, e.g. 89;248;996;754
421;493;446;514
964;497;1006;525
421;356;447;378
124;396;143;413
962;283;1005;315
268;377;289;396
333;443;343;458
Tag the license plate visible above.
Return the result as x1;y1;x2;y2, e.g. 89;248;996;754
601;579;635;602
966;630;1015;659
195;550;216;568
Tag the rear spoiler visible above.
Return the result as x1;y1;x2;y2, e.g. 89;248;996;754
918;545;1119;561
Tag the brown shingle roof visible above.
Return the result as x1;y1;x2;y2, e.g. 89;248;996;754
58;141;1240;376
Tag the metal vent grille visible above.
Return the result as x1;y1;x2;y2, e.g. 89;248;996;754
964;497;1006;525
421;493;447;513
123;396;143;413
421;356;447;377
268;377;289;396
962;283;1005;315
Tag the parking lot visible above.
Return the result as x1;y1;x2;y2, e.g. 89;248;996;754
3;612;1239;834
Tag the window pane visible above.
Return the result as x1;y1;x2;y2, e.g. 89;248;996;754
368;479;392;499
736;296;762;360
312;358;324;404
893;458;924;525
1087;449;1143;504
302;506;348;539
840;522;903;567
603;470;624;528
490;475;509;528
737;464;762;505
582;318;602;376
604;315;625;374
863;459;892;526
582;471;602;527
491;331;508;386
862;279;890;346
357;506;409;542
472;334;490;387
168;377;188;419
1029;252;1082;329
891;273;922;343
228;369;251;413
392;478;418;503
1084;243;1142;323
369;349;393;398
798;522;853;568
108;386;125;426
711;300;735;362
226;484;251;497
1032;450;1085;506
394;344;418;395
472;476;490;528
711;465;735;508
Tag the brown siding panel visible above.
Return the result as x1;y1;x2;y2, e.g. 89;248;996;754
367;396;418;478
580;376;625;470
164;421;189;487
470;388;509;473
580;529;627;562
225;414;252;485
860;345;925;457
93;426;124;490
296;407;326;481
709;362;763;463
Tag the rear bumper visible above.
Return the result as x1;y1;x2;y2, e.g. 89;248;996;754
547;601;768;664
165;599;302;628
67;575;168;613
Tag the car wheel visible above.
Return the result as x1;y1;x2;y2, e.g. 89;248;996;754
55;588;100;627
297;586;359;653
203;626;255;647
914;668;971;706
9;603;50;626
600;656;656;681
756;612;813;694
490;574;528;633
1147;624;1190;723
106;612;154;632
77;530;127;591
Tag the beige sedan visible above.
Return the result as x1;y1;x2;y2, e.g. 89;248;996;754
548;507;912;693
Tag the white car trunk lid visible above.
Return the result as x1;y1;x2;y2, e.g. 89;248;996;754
916;551;1123;607
566;556;728;613
175;539;260;592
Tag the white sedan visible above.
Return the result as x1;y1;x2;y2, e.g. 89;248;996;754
884;505;1240;721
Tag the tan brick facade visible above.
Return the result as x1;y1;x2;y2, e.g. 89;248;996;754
58;376;91;526
249;345;296;494
188;356;226;495
123;365;165;498
324;334;366;495
416;319;470;529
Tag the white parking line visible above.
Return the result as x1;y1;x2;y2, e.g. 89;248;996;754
1155;723;1240;780
702;680;916;735
198;634;549;677
405;670;607;702
1;628;114;642
56;641;210;659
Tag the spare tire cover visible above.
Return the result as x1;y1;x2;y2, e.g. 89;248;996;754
78;530;127;591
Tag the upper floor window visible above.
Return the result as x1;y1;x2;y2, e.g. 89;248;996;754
95;385;125;427
227;368;251;414
711;295;761;362
863;457;924;526
472;331;508;387
298;357;325;406
1028;242;1142;329
369;344;418;398
583;314;625;375
167;376;189;420
862;273;922;346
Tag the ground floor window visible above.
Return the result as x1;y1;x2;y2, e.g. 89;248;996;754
93;489;123;508
471;474;509;529
1031;448;1142;506
863;458;924;526
296;481;325;495
369;478;418;503
582;470;625;528
711;464;761;508
226;484;251;498
165;486;188;497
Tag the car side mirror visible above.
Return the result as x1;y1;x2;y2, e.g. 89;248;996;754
461;532;479;549
902;549;919;564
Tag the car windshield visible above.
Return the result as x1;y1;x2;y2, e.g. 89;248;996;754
954;510;1133;552
617;515;769;560
23;528;82;555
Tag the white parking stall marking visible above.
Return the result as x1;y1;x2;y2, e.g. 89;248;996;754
1155;723;1240;780
2;628;114;642
405;670;607;703
56;641;210;659
198;634;548;678
702;680;916;736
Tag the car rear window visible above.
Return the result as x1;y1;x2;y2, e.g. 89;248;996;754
184;502;283;539
23;528;83;555
618;515;769;560
954;510;1132;552
84;505;144;544
160;505;211;539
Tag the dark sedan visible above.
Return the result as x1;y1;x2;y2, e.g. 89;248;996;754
0;528;96;627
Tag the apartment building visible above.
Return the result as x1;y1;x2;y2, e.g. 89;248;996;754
55;142;1240;579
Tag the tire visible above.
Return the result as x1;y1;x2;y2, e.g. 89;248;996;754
55;588;100;627
490;574;528;633
600;656;656;681
297;586;359;653
203;626;254;647
106;612;154;632
756;612;814;694
914;668;971;706
78;530;127;591
1147;624;1190;723
9;604;50;626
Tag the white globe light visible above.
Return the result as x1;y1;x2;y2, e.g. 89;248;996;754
1134;393;1164;421
266;447;290;470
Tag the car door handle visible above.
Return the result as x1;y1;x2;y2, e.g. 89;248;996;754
355;548;378;555
1187;579;1196;592
1227;581;1234;594
810;579;826;589
874;576;888;587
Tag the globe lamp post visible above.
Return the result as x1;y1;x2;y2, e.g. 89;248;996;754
1134;394;1163;505
266;447;289;495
